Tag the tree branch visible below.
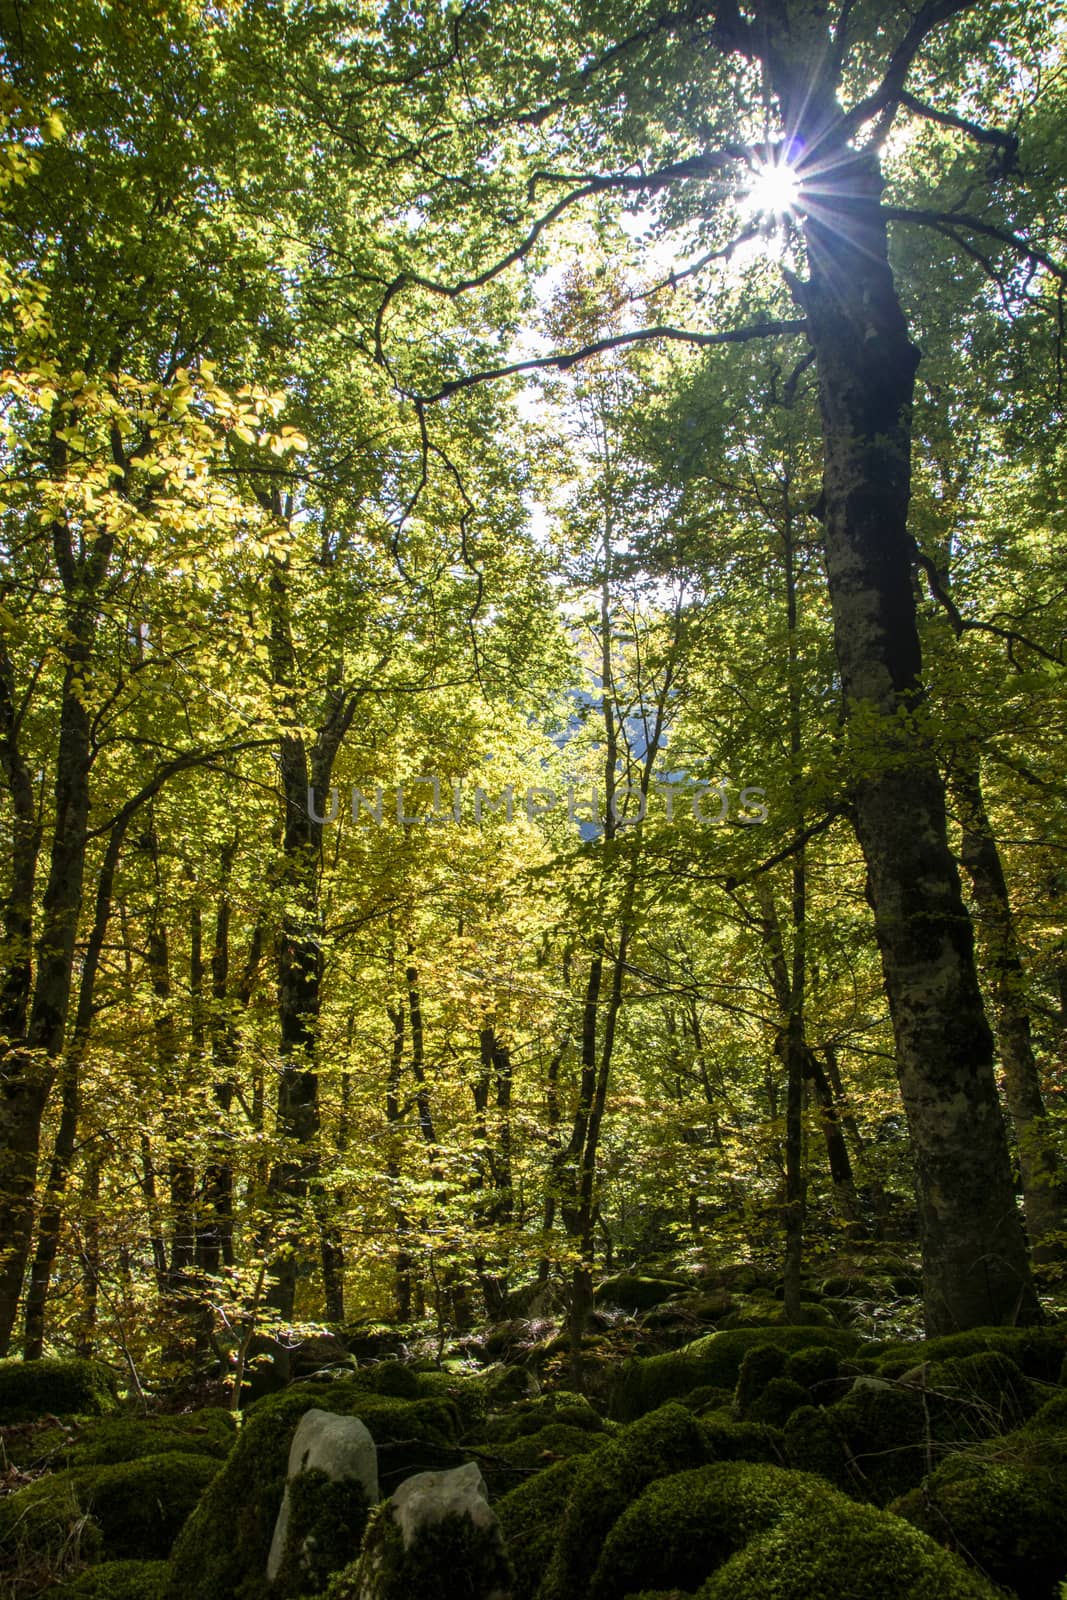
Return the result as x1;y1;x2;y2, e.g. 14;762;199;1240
415;319;807;403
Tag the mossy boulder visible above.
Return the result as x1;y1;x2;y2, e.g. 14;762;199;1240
496;1456;584;1600
43;1558;171;1598
694;1482;1002;1598
594;1275;688;1311
0;1451;217;1568
873;1326;1066;1384
782;1344;843;1399
923;1350;1037;1437
892;1408;1067;1598
784;1380;929;1503
334;1462;513;1600
0;1468;104;1578
719;1300;836;1330
611;1325;861;1421
480;1421;606;1498
480;1389;605;1445
0;1357;118;1423
271;1467;372;1598
64;1408;236;1467
165;1380;463;1600
587;1461;828;1600
538;1402;710;1600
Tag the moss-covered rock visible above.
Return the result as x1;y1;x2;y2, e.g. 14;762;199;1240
587;1461;827;1600
0;1357;118;1423
64;1409;236;1467
538;1402;710;1600
694;1485;1002;1598
333;1463;513;1600
165;1381;463;1600
923;1350;1036;1437
0;1451;216;1569
43;1558;171;1598
79;1452;220;1558
479;1421;606;1499
744;1377;811;1428
480;1389;605;1445
611;1326;861;1422
271;1467;371;1597
784;1379;931;1504
0;1468;103;1577
496;1455;585;1600
733;1346;788;1416
594;1275;688;1311
874;1326;1066;1384
719;1301;836;1330
892;1408;1067;1599
782;1345;843;1399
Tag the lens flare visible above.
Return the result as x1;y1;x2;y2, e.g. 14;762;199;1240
744;160;802;218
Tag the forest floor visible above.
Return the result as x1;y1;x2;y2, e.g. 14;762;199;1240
2;1249;1066;1600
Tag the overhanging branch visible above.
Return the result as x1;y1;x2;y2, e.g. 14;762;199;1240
415;318;808;403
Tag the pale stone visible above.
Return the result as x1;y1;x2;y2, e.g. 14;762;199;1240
266;1407;378;1583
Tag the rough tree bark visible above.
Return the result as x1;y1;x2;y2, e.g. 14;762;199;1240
782;103;1039;1328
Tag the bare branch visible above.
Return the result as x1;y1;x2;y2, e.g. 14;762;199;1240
895;89;1019;159
884;206;1067;282
415;319;807;403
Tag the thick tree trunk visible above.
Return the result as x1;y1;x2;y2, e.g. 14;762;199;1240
954;751;1067;1262
793;141;1038;1331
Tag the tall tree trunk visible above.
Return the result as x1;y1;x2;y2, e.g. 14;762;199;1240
953;749;1067;1262
0;607;97;1352
22;813;129;1356
788;125;1039;1331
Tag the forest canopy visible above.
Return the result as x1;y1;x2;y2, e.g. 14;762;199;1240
0;0;1066;1390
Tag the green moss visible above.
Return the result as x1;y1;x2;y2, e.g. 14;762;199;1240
329;1498;514;1600
411;1368;489;1432
539;1402;710;1600
79;1452;220;1558
924;1351;1036;1437
744;1377;812;1428
733;1346;788;1416
612;1326;861;1422
720;1301;836;1330
892;1414;1067;1598
0;1469;103;1572
783;1345;843;1398
43;1558;170;1598
699;1415;785;1465
64;1409;236;1467
0;1357;118;1423
594;1275;688;1310
784;1381;929;1503
588;1461;828;1600
480;1421;605;1499
496;1456;585;1600
166;1382;462;1600
695;1489;1002;1598
272;1467;370;1597
481;1389;605;1444
874;1326;1066;1384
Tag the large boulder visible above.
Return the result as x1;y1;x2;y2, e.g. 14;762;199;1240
266;1408;378;1594
166;1380;464;1600
347;1461;513;1600
0;1356;118;1424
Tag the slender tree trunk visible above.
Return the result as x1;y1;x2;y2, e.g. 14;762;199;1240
385;999;414;1322
0;608;97;1352
788;127;1039;1332
953;749;1067;1262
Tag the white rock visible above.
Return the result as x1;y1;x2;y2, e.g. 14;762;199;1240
266;1407;379;1582
391;1460;495;1547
